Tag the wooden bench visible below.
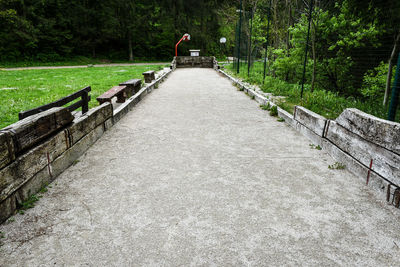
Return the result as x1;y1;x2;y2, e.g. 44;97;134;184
19;86;91;120
142;70;155;83
119;79;141;97
96;86;127;104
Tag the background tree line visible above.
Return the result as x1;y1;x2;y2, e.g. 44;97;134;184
226;0;400;108
0;0;231;62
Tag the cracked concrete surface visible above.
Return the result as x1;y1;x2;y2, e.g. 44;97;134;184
1;68;400;266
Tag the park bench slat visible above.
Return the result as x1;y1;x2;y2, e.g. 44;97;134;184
67;96;91;113
120;79;142;97
19;86;91;120
97;85;127;104
142;70;155;75
119;79;141;87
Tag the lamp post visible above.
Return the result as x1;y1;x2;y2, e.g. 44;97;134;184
175;33;191;57
220;37;226;59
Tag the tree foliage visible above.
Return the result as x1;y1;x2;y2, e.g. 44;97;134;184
0;0;231;61
243;0;400;101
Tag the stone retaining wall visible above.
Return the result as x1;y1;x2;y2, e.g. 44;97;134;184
176;56;214;68
0;67;173;223
218;69;400;209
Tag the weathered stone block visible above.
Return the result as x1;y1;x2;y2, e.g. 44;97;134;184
2;107;73;154
51;124;104;178
0;129;69;202
0;131;15;169
277;108;295;128
325;121;400;185
295;121;323;147
0;193;16;223
104;118;114;131
322;138;392;201
113;87;145;123
68;103;112;145
170;57;177;70
176;56;214;68
246;89;267;105
336;108;400;155
294;106;327;137
1;124;105;223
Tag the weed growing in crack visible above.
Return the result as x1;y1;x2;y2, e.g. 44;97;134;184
328;162;346;170
260;103;271;111
309;144;322;150
277;118;285;122
18;194;41;214
270;105;278;117
39;182;49;193
16;183;50;214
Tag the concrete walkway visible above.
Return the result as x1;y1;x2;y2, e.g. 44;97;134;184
1;69;400;266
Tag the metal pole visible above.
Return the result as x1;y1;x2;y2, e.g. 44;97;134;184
237;0;243;74
234;22;238;71
388;52;400;121
300;0;314;98
263;0;272;83
248;8;254;77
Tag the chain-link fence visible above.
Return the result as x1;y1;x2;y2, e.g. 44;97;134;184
231;0;400;122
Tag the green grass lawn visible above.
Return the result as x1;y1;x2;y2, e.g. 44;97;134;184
0;64;167;129
0;56;168;68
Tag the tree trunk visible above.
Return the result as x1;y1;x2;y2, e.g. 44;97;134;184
128;34;133;62
310;1;319;93
273;0;278;49
384;33;400;106
286;3;291;51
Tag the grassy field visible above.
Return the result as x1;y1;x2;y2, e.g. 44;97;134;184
0;64;167;129
0;56;168;68
225;63;400;122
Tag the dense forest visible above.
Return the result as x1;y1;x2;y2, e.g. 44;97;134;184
0;0;232;62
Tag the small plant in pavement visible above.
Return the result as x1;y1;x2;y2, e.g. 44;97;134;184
16;183;50;214
328;162;346;170
309;144;322;150
260;103;271;111
269;105;278;117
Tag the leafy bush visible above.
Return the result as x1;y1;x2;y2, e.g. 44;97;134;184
361;61;395;99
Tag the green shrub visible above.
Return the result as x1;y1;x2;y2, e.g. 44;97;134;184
361;61;395;99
